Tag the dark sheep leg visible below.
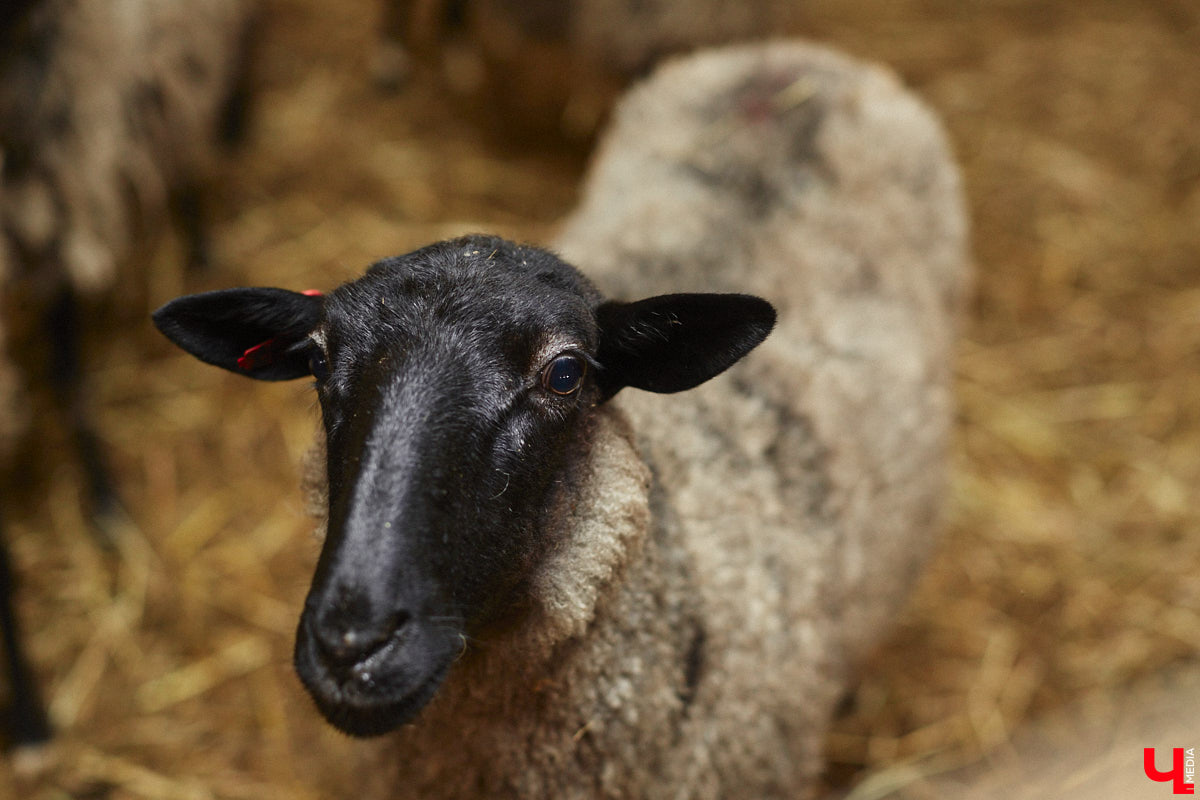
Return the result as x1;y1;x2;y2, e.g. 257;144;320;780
45;286;121;541
0;517;51;748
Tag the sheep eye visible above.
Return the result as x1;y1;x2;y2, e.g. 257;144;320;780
542;354;585;396
309;349;330;382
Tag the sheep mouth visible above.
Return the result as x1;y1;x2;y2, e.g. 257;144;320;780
293;625;457;737
307;662;451;737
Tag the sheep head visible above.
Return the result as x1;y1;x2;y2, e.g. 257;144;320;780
152;235;774;737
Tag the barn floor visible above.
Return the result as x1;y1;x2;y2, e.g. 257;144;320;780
4;0;1199;798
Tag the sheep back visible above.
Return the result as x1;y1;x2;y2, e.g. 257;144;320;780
557;40;968;795
557;39;970;678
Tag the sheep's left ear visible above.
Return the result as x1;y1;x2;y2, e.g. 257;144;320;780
152;288;323;381
595;293;776;398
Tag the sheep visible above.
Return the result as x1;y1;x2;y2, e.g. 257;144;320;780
0;0;253;516
0;0;253;747
153;40;968;799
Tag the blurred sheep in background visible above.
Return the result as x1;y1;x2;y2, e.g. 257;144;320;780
0;0;253;750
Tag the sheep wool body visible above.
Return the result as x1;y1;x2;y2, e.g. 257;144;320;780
343;42;969;800
0;0;252;749
0;0;251;296
0;0;250;452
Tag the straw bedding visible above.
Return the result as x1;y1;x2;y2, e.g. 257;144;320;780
3;0;1197;798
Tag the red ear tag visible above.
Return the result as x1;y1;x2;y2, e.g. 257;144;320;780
237;290;320;371
237;338;278;371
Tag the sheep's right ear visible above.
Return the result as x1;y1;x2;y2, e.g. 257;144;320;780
595;293;776;398
152;288;323;381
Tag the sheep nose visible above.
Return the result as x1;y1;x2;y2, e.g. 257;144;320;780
308;605;410;669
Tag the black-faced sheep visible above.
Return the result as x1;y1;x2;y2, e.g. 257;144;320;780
153;40;968;799
0;0;252;748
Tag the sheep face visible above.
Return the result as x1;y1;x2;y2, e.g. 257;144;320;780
153;234;774;737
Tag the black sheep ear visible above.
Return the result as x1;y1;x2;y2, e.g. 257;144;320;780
152;288;323;381
595;293;776;398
